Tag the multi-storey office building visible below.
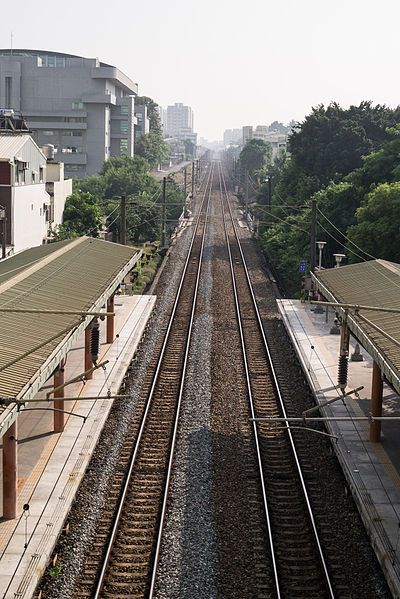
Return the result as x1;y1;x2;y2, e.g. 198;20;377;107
0;50;138;178
166;103;194;138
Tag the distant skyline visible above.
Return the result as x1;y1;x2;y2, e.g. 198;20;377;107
3;0;400;141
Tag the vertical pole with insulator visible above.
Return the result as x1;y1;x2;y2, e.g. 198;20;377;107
245;168;249;216
267;176;272;211
311;198;316;274
162;176;166;247
120;194;126;245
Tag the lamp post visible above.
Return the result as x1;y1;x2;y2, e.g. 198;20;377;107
265;176;271;211
333;253;346;268
314;241;327;313
0;205;6;259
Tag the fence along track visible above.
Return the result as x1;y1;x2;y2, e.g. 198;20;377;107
218;162;335;599
73;165;214;599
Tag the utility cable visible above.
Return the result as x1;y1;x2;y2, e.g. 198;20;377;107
257;205;311;236
317;207;377;260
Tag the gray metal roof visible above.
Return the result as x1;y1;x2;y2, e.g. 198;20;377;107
0;237;141;436
313;259;400;393
0;134;29;161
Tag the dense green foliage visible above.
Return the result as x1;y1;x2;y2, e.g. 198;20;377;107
239;138;272;176
134;96;169;168
255;102;400;294
51;192;102;240
56;155;184;244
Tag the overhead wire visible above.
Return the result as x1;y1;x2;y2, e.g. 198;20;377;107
316;221;367;262
256;205;311;237
317;207;377;261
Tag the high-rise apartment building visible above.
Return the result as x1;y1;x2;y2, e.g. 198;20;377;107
0;49;138;178
166;103;194;138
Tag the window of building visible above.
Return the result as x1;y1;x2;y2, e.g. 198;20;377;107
39;167;44;182
38;55;65;67
120;139;128;155
72;102;84;110
5;77;12;107
42;131;54;136
120;105;129;115
65;164;85;172
120;120;129;134
73;131;83;136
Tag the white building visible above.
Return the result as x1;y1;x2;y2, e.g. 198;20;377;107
0;135;70;255
166;103;194;138
45;160;72;226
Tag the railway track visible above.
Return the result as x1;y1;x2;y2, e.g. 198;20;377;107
74;164;214;598
218;163;335;598
40;159;389;599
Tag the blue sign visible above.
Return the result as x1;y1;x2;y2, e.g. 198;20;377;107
299;260;307;273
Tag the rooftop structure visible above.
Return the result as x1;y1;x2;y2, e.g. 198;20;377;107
314;259;400;393
0;49;138;178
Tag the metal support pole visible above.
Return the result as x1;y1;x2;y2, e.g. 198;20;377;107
48;360;109;399
267;176;272;211
311;198;316;274
120;195;126;245
245;168;249;216
106;295;115;343
370;361;383;442
184;166;187;197
162;177;166;247
3;420;17;519
54;358;65;433
191;161;195;198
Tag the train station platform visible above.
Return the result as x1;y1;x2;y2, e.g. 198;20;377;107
0;293;155;599
278;299;400;598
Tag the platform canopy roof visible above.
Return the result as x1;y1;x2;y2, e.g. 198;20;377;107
313;259;400;394
0;237;141;436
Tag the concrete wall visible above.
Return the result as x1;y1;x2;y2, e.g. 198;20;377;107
12;184;49;253
46;162;72;225
0;52;138;177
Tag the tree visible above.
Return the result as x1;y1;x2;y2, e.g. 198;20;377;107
346;182;400;262
135;131;169;169
52;192;102;240
134;95;170;168
135;96;163;134
288;102;400;186
100;155;159;198
239;138;272;175
72;175;105;201
183;139;195;160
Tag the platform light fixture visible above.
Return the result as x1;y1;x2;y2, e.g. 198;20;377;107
333;253;346;268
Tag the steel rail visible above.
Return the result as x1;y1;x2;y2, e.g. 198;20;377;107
93;162;214;599
148;163;213;598
219;162;335;599
217;164;281;597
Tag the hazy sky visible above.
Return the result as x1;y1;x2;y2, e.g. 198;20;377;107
4;0;400;140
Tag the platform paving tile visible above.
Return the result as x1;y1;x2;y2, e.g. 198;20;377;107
0;294;155;599
278;299;400;598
